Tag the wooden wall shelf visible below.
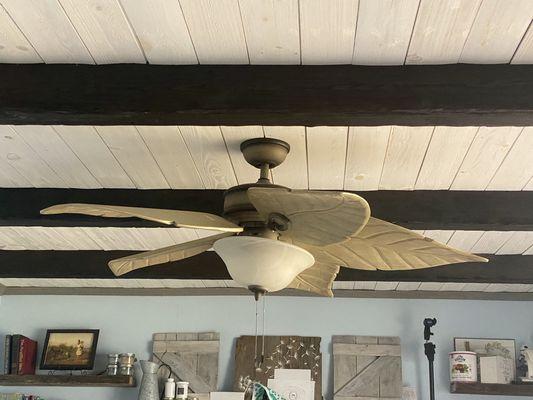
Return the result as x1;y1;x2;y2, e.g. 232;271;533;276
0;374;135;387
451;382;533;396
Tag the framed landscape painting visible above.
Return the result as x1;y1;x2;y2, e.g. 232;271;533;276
40;329;99;370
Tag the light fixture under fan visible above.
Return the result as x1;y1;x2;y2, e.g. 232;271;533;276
41;137;487;297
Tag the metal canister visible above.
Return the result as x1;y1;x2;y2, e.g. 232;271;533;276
119;365;135;376
119;353;136;367
107;364;119;376
107;353;119;365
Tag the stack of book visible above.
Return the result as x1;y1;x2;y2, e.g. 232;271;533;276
3;335;37;375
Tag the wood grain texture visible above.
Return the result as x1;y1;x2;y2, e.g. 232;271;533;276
3;64;533;126
119;0;197;64
137;126;204;189
451;382;533;396
353;0;419;65
299;0;358;64
406;0;481;64
13;125;100;188
179;126;238;189
451;127;522;190
306;127;348;190
415;127;478;190
96;126;169;189
220;126;265;184
264;126;307;188
0;126;66;187
58;0;145;64
344;127;391;191
0;4;41;63
239;0;300;64
512;22;533;64
487;127;533;190
179;0;248;64
54;126;134;188
460;0;533;63
0;374;135;387
1;0;94;63
379;126;433;190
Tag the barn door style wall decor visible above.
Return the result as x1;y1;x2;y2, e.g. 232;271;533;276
234;335;322;400
152;332;219;394
333;336;402;400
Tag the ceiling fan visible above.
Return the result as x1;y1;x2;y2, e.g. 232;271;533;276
41;137;487;297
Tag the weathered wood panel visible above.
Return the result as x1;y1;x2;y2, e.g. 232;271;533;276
333;336;401;400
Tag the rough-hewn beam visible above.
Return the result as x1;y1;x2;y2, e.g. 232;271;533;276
1;64;532;126
1;188;532;231
0;251;531;284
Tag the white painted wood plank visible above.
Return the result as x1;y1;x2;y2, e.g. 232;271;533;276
0;157;31;187
497;232;533;255
462;283;490;292
418;282;445;291
119;0;197;64
353;281;377;290
344;126;391;191
9;226;76;250
307;127;348;190
0;125;66;187
406;0;481;64
299;0;358;64
395;282;421;291
0;227;30;250
52;227;101;250
202;280;228;288
512;22;533;64
81;227;147;250
58;0;145;64
470;231;514;254
487;128;533;190
264;126;308;188
220;126;265;184
484;284;533;293
179;126;237;189
13;125;101;188
96;126;169;189
332;281;355;290
460;0;533;63
1;0;94;63
179;0;248;64
415;127;478;190
133;228;175;250
0;4;41;62
447;231;484;252
374;281;399;291
167;228;200;244
353;0;419;65
422;230;454;244
137;126;204;189
440;282;467;291
54;125;134;188
379;126;433;190
239;0;300;64
451;127;522;190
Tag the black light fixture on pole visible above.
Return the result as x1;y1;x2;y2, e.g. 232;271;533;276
424;317;437;400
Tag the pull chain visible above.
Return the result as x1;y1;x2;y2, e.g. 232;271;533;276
254;291;267;372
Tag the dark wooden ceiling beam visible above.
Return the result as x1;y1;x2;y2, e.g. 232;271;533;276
1;188;532;231
1;64;533;126
0;251;531;284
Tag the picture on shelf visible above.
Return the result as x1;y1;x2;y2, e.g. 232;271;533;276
454;337;516;379
40;329;99;370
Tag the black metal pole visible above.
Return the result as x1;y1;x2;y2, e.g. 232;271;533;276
424;318;437;400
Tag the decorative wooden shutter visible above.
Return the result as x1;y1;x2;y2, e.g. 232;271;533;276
333;336;402;400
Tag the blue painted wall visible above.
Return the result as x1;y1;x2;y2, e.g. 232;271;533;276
1;295;532;400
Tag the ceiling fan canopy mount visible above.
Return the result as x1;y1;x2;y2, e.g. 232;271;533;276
40;136;488;298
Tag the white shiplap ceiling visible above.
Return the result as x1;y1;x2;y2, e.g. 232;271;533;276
0;0;532;65
1;125;532;191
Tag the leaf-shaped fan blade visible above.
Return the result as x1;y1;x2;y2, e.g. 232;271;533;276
247;187;370;246
41;203;243;233
288;262;339;297
298;217;487;270
108;232;234;276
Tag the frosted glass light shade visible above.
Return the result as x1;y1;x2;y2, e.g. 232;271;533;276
213;236;315;292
